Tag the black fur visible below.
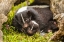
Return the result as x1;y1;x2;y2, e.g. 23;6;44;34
12;6;58;35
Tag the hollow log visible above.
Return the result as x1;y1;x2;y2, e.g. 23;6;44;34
49;0;64;42
0;0;17;42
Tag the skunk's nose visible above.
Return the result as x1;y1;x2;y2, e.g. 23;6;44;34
26;28;34;36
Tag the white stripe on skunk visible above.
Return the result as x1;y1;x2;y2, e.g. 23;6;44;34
17;6;28;13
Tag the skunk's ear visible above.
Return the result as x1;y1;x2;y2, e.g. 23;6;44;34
27;11;36;20
27;11;32;17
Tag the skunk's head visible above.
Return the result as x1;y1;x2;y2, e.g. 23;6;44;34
22;20;39;36
15;6;39;35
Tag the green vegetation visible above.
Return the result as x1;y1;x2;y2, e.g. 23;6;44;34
2;0;54;42
2;24;53;42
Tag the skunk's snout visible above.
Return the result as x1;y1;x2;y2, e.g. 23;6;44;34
26;20;39;35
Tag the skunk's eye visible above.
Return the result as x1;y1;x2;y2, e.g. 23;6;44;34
25;18;30;22
33;28;36;30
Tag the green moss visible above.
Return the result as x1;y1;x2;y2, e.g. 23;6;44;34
2;24;53;42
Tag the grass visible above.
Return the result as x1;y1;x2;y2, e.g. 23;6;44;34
2;0;54;42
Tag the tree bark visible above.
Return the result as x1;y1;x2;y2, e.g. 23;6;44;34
49;0;64;42
0;0;17;42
